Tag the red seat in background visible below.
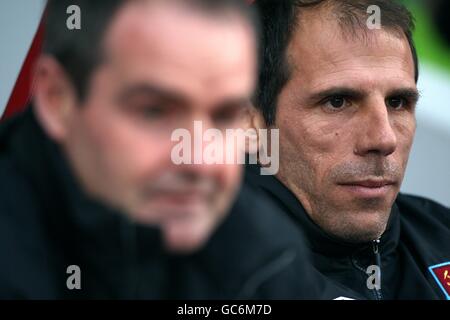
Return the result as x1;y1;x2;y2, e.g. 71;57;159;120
1;19;44;121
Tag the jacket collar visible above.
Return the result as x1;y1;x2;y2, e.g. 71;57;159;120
245;164;400;259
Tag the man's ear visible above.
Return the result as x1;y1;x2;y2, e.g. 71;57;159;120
242;104;265;130
243;104;266;154
32;55;78;143
249;105;266;131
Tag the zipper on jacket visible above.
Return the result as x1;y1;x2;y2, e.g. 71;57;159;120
372;238;383;300
351;239;384;300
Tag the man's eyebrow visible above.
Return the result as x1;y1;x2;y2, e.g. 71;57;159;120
387;88;420;103
307;87;421;104
117;83;188;105
307;87;365;103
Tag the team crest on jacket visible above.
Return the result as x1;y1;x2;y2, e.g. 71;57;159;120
428;262;450;300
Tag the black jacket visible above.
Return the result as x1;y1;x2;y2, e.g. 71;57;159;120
246;164;450;300
0;108;359;299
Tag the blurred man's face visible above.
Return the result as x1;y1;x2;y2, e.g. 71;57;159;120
274;10;418;243
49;2;256;252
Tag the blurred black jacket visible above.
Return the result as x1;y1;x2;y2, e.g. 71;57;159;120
246;164;450;300
0;108;359;299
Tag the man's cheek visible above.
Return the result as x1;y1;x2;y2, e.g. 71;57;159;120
291;119;338;156
106;125;172;173
393;125;415;167
393;115;416;141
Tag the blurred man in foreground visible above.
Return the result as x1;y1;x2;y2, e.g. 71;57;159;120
0;0;261;298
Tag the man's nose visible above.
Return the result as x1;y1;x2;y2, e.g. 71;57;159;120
354;99;397;157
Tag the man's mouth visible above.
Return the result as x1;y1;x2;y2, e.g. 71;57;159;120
337;179;396;198
153;191;210;204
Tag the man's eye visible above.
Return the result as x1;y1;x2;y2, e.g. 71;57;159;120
386;97;407;110
141;106;166;119
213;108;241;126
324;95;347;110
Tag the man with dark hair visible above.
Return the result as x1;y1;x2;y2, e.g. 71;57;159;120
43;0;260;102
248;0;450;299
0;0;315;299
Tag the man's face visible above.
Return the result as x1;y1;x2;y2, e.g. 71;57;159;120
57;2;256;252
275;11;418;243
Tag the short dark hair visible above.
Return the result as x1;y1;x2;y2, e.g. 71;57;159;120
253;0;419;125
43;0;259;102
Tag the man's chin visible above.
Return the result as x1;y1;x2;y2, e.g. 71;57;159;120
126;201;225;253
325;211;389;243
162;220;211;253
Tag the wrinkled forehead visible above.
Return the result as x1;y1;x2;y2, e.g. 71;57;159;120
287;9;416;89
